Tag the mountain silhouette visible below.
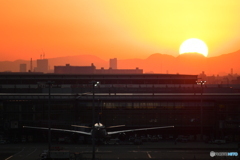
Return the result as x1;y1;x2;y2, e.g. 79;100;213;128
50;55;107;68
1;50;240;76
119;50;240;75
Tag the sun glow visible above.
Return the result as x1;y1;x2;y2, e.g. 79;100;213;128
179;38;208;57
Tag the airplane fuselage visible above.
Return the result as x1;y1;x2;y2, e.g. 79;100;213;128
91;128;107;138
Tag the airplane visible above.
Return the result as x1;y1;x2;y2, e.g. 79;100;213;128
23;123;174;140
23;100;174;141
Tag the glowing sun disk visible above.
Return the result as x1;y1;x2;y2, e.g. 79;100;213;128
179;38;208;57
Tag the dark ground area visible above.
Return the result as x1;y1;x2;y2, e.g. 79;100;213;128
0;141;239;160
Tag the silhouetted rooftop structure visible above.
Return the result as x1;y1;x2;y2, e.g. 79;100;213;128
54;63;96;74
54;63;143;74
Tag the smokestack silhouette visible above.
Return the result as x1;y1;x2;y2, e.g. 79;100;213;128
30;58;32;72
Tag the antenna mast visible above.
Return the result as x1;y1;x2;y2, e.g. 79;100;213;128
42;49;45;59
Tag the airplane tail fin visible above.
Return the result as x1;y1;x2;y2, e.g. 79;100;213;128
98;100;103;123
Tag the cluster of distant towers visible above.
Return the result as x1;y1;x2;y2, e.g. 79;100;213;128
20;54;48;73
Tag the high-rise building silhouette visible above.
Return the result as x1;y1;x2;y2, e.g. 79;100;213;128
30;58;32;72
109;58;117;69
34;59;48;73
19;64;27;72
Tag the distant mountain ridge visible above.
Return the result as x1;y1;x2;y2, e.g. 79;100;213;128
1;50;240;76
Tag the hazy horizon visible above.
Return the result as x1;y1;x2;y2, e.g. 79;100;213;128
2;48;240;62
1;50;240;76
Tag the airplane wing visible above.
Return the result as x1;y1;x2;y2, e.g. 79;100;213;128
107;125;125;128
23;126;91;135
107;126;174;135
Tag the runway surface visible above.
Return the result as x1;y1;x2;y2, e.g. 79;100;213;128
0;141;239;160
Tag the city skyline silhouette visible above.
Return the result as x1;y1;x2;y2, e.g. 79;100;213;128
1;49;240;76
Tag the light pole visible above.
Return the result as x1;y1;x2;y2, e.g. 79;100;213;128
196;80;206;141
75;82;100;160
90;81;100;160
38;81;55;158
46;81;54;158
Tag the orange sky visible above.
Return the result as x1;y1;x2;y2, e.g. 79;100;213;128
0;0;240;61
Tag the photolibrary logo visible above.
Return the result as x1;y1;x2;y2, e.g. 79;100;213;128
210;151;238;157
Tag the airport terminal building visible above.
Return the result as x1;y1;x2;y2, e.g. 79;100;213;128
0;73;239;142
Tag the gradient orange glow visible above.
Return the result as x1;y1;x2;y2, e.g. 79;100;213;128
0;0;240;61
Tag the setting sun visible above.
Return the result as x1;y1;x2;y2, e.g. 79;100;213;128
179;38;208;57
